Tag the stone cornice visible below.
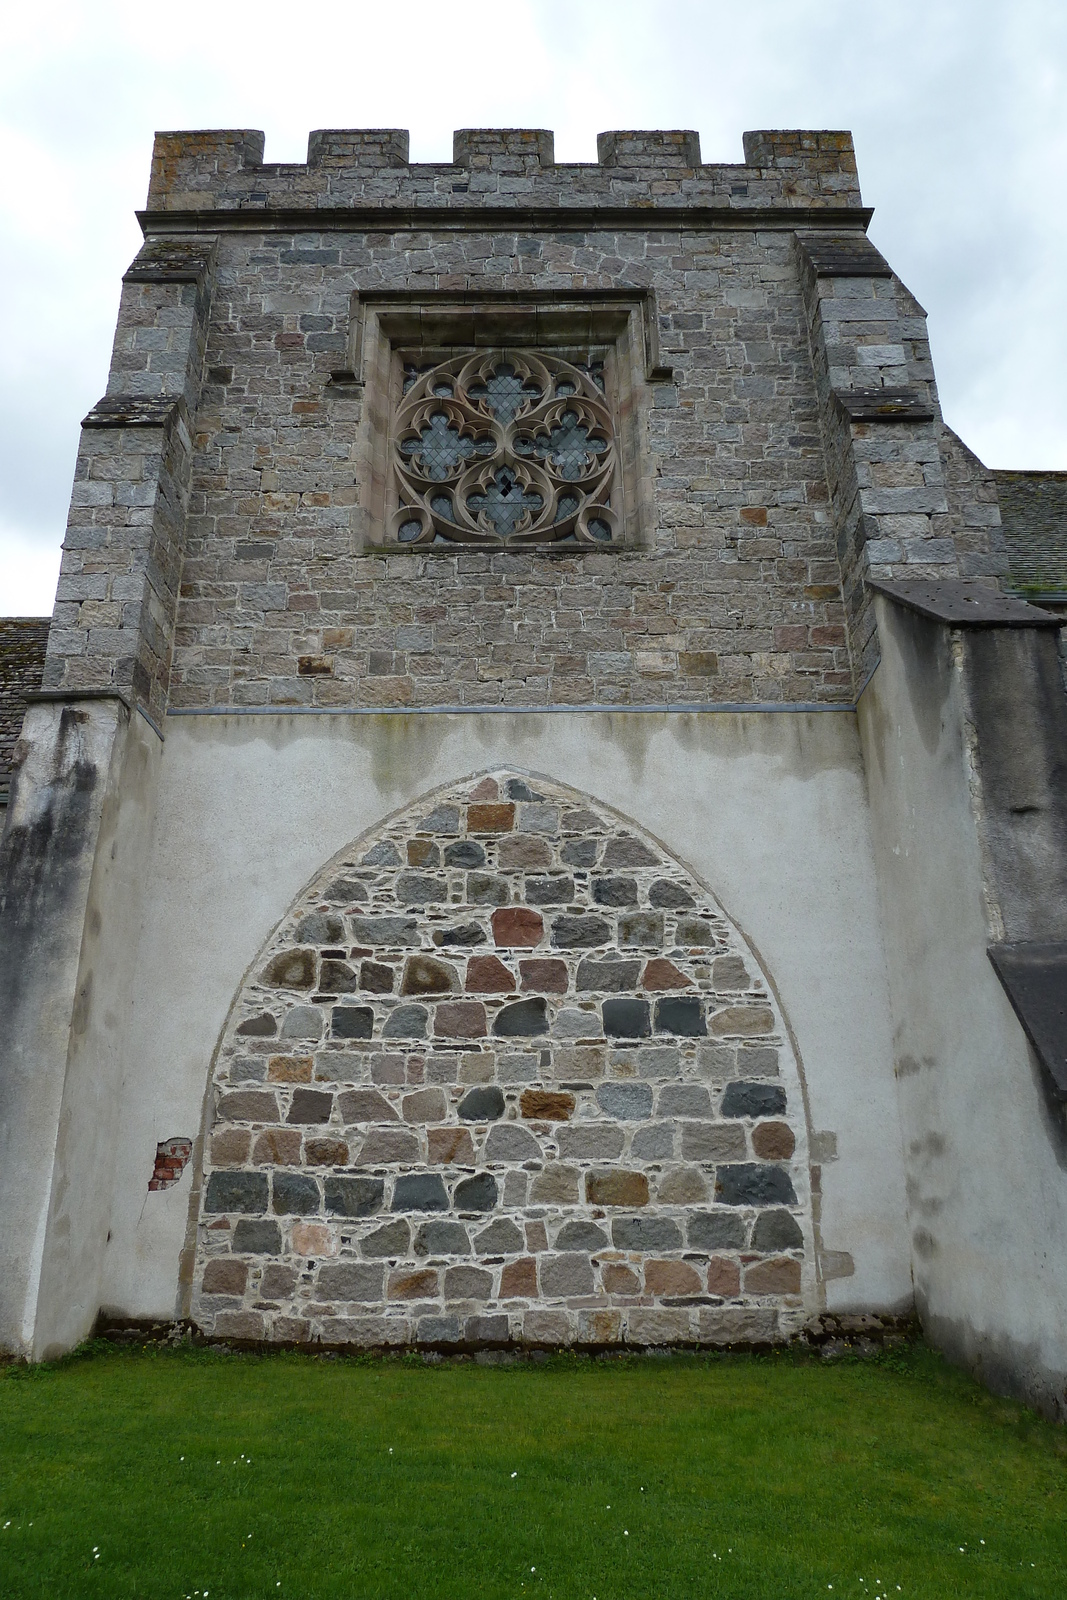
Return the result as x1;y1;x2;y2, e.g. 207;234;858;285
137;204;875;237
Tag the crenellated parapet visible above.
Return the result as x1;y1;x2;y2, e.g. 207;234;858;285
144;126;865;216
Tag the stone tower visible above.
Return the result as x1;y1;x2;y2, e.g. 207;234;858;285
1;125;1064;1416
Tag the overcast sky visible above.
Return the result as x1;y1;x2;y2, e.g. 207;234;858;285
2;0;1064;614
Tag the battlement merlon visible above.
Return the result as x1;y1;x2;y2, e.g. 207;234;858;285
143;127;864;216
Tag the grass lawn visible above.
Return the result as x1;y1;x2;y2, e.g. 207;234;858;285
0;1341;1064;1599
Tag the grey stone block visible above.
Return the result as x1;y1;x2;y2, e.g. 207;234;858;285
551;915;611;949
444;1265;494;1300
657;1084;712;1116
631;1121;675;1159
493;999;548;1037
485;1123;542;1161
271;1173;321;1214
576;958;642;992
458;1085;505;1120
611;1215;683;1251
444;840;486;868
596;1080;653;1119
382;1004;428;1040
232;1220;282;1254
618;912;664;946
465;1314;509;1344
654;997;706;1037
688;1210;746;1250
649;879;695;908
558;1124;625;1159
525;876;574;905
602;998;651;1038
396;872;447;906
555;1220;609;1251
348;916;419;946
318;1262;385;1300
331;1005;373;1040
418;1315;463;1343
339;1089;398;1122
716;1164;798;1206
454;1173;499;1211
474;1218;524;1254
751;1209;804;1250
541;1253;595;1296
415;1220;472;1256
721;1082;787;1117
592;877;638;907
392;1173;450;1211
205;1170;268;1214
280;1006;324;1041
324;1176;385;1217
681;1123;746;1162
361;1219;411;1256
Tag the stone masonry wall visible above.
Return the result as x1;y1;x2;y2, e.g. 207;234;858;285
170;222;852;707
0;618;49;806
191;770;812;1350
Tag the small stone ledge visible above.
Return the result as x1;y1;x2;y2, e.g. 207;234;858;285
796;231;891;277
122;238;215;283
82;395;180;429
869;578;1061;628
833;388;934;424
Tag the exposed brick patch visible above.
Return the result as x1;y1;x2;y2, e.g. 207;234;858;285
148;1136;193;1191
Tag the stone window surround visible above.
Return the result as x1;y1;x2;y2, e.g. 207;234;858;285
344;290;670;555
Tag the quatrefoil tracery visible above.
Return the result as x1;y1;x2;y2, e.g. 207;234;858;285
391;350;619;547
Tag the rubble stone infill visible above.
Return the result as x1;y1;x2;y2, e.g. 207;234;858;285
192;771;813;1350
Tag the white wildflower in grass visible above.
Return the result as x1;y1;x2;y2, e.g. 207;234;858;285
511;1472;517;1478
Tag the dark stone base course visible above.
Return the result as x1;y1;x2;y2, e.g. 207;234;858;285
88;1310;919;1362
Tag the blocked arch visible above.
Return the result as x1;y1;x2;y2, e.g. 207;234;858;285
190;769;814;1349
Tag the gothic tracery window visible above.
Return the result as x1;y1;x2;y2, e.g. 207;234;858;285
390;349;620;547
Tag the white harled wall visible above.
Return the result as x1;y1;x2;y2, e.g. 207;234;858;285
99;706;914;1324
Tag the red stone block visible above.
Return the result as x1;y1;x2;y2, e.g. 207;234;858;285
388;1268;439;1300
466;954;516;993
500;1257;538;1298
468;802;515;833
645;1259;702;1296
585;1171;649;1207
428;1126;476;1163
202;1258;249;1295
520;1089;575;1121
707;1256;741;1296
435;1000;488;1038
469;777;499;801
641;958;691;991
751;1121;796;1160
602;1263;640;1295
519;958;568;993
744;1257;801;1294
491;907;543;948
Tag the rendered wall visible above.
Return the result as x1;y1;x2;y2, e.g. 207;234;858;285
98;707;912;1340
859;596;1067;1419
0;700;161;1359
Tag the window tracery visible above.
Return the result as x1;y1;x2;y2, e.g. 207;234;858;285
391;350;619;547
